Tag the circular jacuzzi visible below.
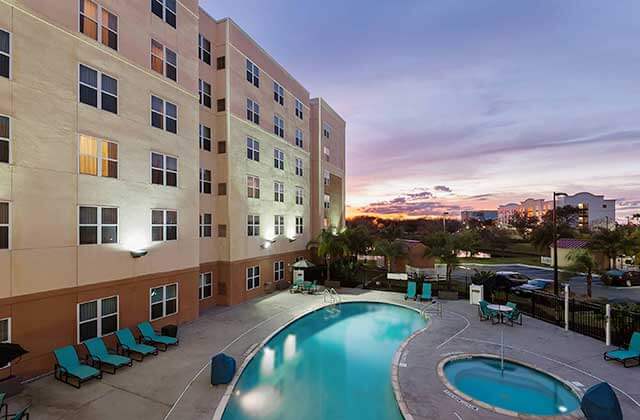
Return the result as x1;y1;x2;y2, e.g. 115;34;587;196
439;354;582;418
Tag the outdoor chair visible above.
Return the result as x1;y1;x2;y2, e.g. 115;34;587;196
505;302;523;326
404;281;417;300
303;280;318;294
289;278;304;293
478;300;499;324
53;345;102;388
418;283;432;302
6;403;31;420
0;392;7;419
115;328;158;361
84;337;132;374
604;332;640;368
137;322;179;351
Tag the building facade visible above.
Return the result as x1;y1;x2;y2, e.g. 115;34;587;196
461;210;498;223
0;1;345;379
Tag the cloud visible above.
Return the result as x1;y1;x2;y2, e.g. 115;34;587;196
434;185;452;193
355;189;461;217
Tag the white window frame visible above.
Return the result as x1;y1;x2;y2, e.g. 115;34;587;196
199;79;211;108
199;124;211;151
0;28;11;80
78;205;119;245
78;134;118;178
247;214;260;237
200;213;212;238
324;170;331;186
150;152;178;187
324;194;331;209
151;209;178;241
77;296;119;344
246;98;260;124
198;34;211;65
295;158;303;176
0;202;9;250
295;99;303;119
247;175;260;199
324;146;331;162
295;187;304;205
151;39;177;81
200;168;212;194
246;266;260;290
78;63;118;114
246;59;260;87
149;283;178;321
273;81;284;105
247;137;260;161
274;260;285;282
199;272;213;300
295;128;303;148
323;123;332;139
273;115;285;138
274;215;285;236
274;148;284;170
274;181;284;203
151;0;176;28
0;114;10;164
78;0;119;51
296;216;304;235
151;95;177;133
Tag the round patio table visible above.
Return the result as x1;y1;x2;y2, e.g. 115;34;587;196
487;304;512;319
487;304;514;372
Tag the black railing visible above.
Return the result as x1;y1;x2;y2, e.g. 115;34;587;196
610;307;640;346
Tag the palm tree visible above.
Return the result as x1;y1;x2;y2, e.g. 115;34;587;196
589;227;625;269
340;226;372;260
309;229;346;284
373;239;406;287
567;249;596;298
422;232;458;289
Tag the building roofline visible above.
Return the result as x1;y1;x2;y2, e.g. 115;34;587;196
311;97;346;123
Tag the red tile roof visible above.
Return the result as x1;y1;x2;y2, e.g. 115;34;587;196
554;238;589;249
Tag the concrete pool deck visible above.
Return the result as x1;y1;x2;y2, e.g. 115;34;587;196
5;289;640;419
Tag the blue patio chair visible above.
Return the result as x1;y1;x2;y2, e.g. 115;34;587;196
505;302;523;326
404;281;417;300
289;278;304;293
478;300;499;324
419;283;432;302
84;337;132;374
115;328;158;361
137;322;179;351
53;345;102;388
604;332;640;368
6;403;31;420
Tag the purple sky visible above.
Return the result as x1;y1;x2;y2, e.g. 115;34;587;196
201;0;640;222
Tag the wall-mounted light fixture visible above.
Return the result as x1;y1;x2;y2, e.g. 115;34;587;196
130;249;148;258
260;240;276;249
288;236;298;243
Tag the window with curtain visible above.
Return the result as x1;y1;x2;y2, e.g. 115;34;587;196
152;209;177;241
79;135;117;178
79;0;118;50
79;206;118;245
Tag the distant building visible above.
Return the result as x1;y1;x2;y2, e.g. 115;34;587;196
461;210;498;223
497;203;519;225
549;238;608;269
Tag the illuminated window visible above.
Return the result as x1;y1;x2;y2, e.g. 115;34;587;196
79;0;118;51
0;115;9;163
151;209;177;241
79;135;118;178
246;266;260;290
246;99;260;124
199;168;211;194
79;64;118;114
200;213;212;237
151;0;176;28
274;261;284;282
151;152;177;187
274;215;284;236
273;115;284;138
78;296;118;343
0;29;10;79
246;59;259;87
247;175;260;199
79;206;118;245
151;39;177;81
274;182;284;203
273;82;284;105
150;283;178;321
247;215;260;237
274;148;284;170
198;34;211;65
295;99;303;119
199;272;212;299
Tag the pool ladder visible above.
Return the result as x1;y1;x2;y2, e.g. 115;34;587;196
323;288;342;305
420;300;443;319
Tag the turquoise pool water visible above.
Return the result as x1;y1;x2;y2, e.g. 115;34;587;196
222;302;426;420
443;356;581;416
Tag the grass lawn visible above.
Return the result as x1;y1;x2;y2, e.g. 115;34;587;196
460;256;546;267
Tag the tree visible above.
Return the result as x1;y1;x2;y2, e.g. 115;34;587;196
453;229;481;257
589;227;626;269
530;220;577;252
422;232;458;289
511;212;539;239
479;227;512;255
373;239;406;288
339;226;372;260
309;229;346;284
567;249;596;298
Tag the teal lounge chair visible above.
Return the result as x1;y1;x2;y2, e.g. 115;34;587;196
115;328;158;361
505;302;523;326
289;278;304;293
7;403;31;420
404;281;417;300
53;345;102;388
84;337;132;374
303;280;318;294
419;283;432;302
478;300;499;324
138;322;179;351
604;332;640;368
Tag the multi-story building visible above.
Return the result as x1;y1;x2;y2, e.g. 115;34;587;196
460;210;498;223
0;1;345;379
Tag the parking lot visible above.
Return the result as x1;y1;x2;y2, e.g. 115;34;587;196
455;263;640;303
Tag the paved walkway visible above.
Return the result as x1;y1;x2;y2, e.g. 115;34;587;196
6;290;640;419
395;300;640;419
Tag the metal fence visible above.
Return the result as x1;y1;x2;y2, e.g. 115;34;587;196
611;307;640;346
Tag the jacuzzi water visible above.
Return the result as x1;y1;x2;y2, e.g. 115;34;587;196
443;356;581;416
221;302;426;420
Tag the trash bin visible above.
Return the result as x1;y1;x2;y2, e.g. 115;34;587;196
211;353;236;385
161;324;178;338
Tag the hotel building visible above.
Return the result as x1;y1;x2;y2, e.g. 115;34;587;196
0;0;345;379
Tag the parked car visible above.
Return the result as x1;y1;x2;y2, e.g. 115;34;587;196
621;271;640;287
513;279;554;294
601;270;640;287
495;271;531;289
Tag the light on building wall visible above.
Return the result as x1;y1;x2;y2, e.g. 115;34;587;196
130;249;148;258
288;236;298;243
261;240;276;249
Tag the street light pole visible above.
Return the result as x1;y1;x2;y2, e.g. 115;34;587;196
553;192;568;296
443;212;449;232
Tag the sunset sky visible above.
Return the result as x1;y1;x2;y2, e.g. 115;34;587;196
202;0;640;222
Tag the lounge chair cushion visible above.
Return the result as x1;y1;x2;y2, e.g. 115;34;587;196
84;338;130;367
65;364;102;380
138;322;178;345
605;349;640;361
54;346;81;368
148;335;178;345
129;342;157;355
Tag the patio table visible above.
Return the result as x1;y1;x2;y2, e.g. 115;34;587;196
487;304;513;324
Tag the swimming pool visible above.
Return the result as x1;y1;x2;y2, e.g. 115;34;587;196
220;302;426;420
440;355;581;417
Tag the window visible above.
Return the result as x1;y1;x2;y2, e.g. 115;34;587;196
274;261;284;282
218;141;226;154
216;56;225;70
151;152;178;186
247;215;260;236
0;317;9;345
246;99;260;124
200;213;212;237
247;175;260;199
324;146;330;162
295;187;303;205
151;0;176;28
217;98;225;112
273;115;284;138
199;79;212;108
246;59;259;87
274;182;285;203
218;183;227;195
323;123;332;139
324;170;331;186
199;272;212;299
295;158;303;176
273;82;284;105
78;296;118;343
79;64;118;114
79;135;118;178
324;194;331;209
152;209;177;241
295;128;303;148
246;266;260;290
198;34;211;65
79;206;118;245
0;116;10;163
151;40;177;81
0;29;9;79
296;216;304;235
295;99;303;119
274;148;284;170
274;215;284;236
199;124;211;151
200;168;211;194
0;202;8;250
151;95;177;133
79;0;118;51
150;283;178;321
247;137;259;161
218;224;227;237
